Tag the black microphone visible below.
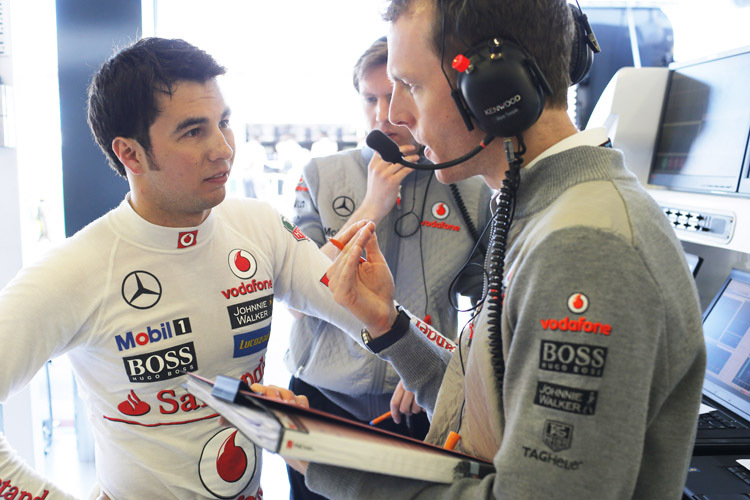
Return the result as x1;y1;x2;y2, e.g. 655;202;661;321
366;130;495;170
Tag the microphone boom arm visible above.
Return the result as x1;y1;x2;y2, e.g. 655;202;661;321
366;130;495;170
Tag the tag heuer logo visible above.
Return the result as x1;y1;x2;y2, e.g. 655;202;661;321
543;420;573;452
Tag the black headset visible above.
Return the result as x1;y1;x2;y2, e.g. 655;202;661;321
568;2;601;87
436;2;601;391
447;1;600;138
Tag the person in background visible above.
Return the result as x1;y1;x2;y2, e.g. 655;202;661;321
284;35;491;499
0;37;364;500
284;0;706;498
310;131;339;158
237;134;270;199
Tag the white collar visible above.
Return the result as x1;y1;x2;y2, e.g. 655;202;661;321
490;127;610;202
523;127;609;170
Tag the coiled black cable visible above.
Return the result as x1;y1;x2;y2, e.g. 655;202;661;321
485;136;524;392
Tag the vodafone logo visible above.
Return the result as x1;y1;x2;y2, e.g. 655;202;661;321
178;230;198;248
567;293;589;314
199;428;257;498
295;175;308;192
431;202;450;220
228;249;257;280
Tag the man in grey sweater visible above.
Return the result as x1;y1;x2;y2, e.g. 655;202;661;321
285;35;490;500
285;0;707;498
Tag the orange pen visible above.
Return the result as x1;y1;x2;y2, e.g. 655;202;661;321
320;238;365;287
329;237;366;263
443;431;461;450
369;410;393;426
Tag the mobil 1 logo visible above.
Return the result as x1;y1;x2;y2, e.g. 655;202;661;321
123;341;198;383
539;340;607;378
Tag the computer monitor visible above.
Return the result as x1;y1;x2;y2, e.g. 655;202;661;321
649;48;750;194
702;269;750;419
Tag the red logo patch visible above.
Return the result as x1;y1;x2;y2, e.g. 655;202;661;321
431;202;450;220
228;249;258;280
567;293;589;314
118;390;151;416
292;226;307;241
178;230;198;248
295;175;308;192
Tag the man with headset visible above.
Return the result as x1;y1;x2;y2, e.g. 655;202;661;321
286;0;707;498
284;35;491;499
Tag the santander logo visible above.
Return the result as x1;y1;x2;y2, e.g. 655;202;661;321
118;390;150;416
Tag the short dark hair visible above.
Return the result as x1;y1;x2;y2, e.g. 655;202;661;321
87;37;226;177
352;36;388;94
384;0;573;108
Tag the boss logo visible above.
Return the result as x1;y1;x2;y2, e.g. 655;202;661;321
123;342;197;383
539;340;607;377
484;94;522;116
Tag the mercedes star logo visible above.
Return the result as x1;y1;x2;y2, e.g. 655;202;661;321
122;271;162;309
332;196;355;217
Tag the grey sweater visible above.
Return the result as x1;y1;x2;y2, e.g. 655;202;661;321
285;146;491;419
306;145;706;499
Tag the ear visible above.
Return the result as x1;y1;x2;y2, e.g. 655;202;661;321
112;137;148;175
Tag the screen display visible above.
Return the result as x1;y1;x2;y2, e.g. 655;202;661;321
702;269;750;418
650;50;750;193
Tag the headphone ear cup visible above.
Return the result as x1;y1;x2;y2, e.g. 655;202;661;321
568;3;595;85
450;88;476;132
456;40;545;137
